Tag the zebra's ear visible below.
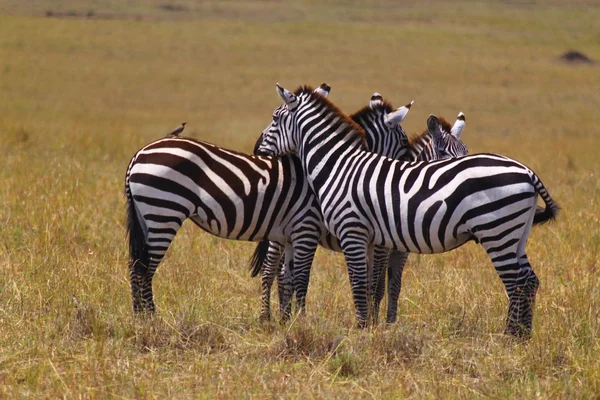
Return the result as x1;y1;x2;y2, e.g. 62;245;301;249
427;114;444;140
276;83;298;110
450;112;466;139
385;100;414;125
369;92;384;109
314;83;331;97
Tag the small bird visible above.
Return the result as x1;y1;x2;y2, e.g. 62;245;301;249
167;122;187;136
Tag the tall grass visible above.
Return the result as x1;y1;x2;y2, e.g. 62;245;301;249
1;1;599;397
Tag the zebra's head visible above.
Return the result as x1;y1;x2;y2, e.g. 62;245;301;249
351;93;413;159
255;83;331;156
424;112;468;160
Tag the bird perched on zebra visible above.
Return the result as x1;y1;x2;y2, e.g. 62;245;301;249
256;83;559;337
167;122;187;136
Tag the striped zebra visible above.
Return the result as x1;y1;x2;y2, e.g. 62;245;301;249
251;93;416;322
256;84;559;336
125;84;332;314
253;109;469;323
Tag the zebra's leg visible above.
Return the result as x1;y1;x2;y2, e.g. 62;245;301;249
481;205;537;337
386;251;409;324
505;209;539;337
277;255;293;320
277;243;295;322
505;257;539;337
129;259;147;314
258;241;284;322
372;246;390;325
134;217;184;315
292;246;319;317
129;240;170;315
340;234;372;328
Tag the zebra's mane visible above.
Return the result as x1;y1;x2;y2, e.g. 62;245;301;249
407;130;432;152
439;116;453;135
350;100;395;122
293;85;367;141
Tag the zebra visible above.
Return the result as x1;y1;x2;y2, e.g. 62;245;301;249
250;93;417;322
124;84;412;318
253;109;469;324
256;84;559;336
125;84;332;315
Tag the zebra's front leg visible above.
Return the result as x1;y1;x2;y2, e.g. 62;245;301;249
259;242;284;322
386;250;409;324
277;256;293;322
277;243;295;322
372;246;390;324
341;235;372;328
290;241;319;317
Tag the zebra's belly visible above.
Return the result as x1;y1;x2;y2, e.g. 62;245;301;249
188;215;292;243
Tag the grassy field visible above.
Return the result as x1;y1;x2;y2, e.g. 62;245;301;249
1;0;599;397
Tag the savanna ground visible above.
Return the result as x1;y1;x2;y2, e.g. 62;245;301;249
1;0;599;397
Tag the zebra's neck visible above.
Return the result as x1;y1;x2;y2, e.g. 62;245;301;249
295;96;366;196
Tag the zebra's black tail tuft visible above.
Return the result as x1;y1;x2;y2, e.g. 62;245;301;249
125;175;149;275
533;202;560;225
531;173;560;226
249;239;270;278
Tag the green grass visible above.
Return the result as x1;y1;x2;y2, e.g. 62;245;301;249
1;0;599;397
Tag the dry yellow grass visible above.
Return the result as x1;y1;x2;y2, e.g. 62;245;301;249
1;1;599;397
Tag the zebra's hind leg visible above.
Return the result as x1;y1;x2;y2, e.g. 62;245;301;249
135;219;183;315
129;259;147;314
506;207;539;338
386;251;409;324
482;204;537;337
506;258;539;338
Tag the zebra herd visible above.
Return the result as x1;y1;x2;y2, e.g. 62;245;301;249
125;83;559;337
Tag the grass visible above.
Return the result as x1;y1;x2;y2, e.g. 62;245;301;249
1;0;599;397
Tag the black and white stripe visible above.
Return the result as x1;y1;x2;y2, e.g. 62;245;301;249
257;84;559;336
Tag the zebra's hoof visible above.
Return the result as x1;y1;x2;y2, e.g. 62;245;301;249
259;313;271;323
504;322;532;339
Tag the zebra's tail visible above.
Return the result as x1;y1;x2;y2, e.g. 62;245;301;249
125;159;149;274
249;239;270;278
531;172;560;225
